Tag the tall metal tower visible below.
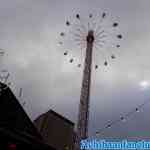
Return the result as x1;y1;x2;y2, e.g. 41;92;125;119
58;12;123;149
77;30;94;140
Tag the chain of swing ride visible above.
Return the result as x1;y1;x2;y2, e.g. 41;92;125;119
59;12;122;69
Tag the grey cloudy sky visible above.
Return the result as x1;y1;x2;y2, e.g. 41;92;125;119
1;0;150;139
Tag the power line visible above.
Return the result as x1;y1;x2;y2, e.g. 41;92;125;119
95;98;150;136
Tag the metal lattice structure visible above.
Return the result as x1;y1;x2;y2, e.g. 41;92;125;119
0;49;11;95
0;48;26;107
0;49;10;86
58;12;123;150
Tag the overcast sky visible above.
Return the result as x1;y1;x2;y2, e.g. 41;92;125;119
1;0;150;139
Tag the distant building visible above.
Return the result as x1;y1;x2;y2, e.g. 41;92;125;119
0;82;55;150
34;109;75;150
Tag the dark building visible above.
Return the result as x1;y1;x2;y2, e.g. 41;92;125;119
0;82;56;150
34;109;75;150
